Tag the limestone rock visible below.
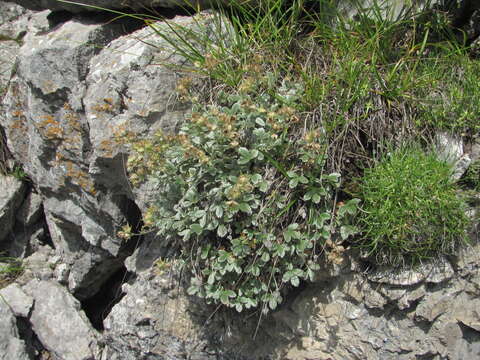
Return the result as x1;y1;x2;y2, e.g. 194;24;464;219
103;266;262;360
16;191;43;227
1;15;147;299
7;222;47;259
435;131;472;180
367;258;454;286
23;279;99;360
17;245;55;283
1;9;227;299
0;173;26;243
0;297;31;360
0;283;33;317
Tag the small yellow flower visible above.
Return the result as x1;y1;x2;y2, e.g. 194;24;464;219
117;224;133;240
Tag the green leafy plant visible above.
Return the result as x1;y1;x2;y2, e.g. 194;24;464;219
9;165;27;180
356;145;470;265
126;80;359;312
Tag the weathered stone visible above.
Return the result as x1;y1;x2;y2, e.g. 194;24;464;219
0;297;31;360
435;131;473;179
0;283;33;317
16;191;43;226
103;266;265;360
23;279;99;360
1;16;147;299
0;1;24;25
0;173;26;243
16;245;55;283
415;291;457;322
397;284;427;310
103;268;218;359
368;258;454;286
452;295;480;332
7;222;46;258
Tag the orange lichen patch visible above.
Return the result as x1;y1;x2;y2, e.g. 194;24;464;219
61;160;96;195
37;115;64;140
64;111;82;132
10;118;26;130
98;139;116;158
91;98;117;114
11;109;23;117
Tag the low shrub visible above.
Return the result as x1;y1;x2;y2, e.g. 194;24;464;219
126;81;359;313
356;145;470;265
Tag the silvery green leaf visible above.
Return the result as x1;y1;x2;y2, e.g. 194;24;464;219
190;223;203;235
253;128;266;136
187;285;199;295
217;224;228;237
267;298;277;310
259;181;268;192
298;175;309;184
340;225;359;240
312;193;321;203
208;272;216;284
255;117;266;126
238;147;250;157
251;174;262;184
325;172;341;183
238;203;252;214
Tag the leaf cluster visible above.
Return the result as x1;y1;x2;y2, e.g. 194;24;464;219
127;81;359;312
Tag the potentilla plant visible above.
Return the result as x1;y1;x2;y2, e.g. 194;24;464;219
127;79;359;313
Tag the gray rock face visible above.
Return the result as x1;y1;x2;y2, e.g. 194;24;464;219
103;266;255;360
0;283;34;317
102;242;480;360
0;173;26;243
436;131;472;180
0;297;31;360
1;16;148;299
1;8;224;299
23;279;99;360
16;191;43;227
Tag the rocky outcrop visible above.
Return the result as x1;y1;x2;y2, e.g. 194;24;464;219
2;12;148;299
0;0;225;302
1;276;101;360
23;280;100;360
98;241;480;360
0;296;31;360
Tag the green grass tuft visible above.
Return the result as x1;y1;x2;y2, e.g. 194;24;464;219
356;145;470;265
0;255;23;289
